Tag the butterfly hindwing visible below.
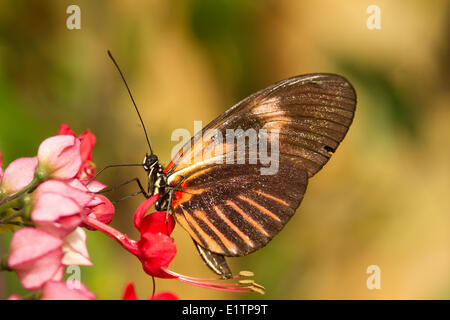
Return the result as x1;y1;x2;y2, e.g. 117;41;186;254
171;160;308;257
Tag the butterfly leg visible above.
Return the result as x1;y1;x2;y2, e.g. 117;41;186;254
86;163;144;186
165;190;174;236
98;177;149;203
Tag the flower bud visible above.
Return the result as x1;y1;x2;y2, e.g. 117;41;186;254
8;228;64;290
37;135;82;180
0;157;38;194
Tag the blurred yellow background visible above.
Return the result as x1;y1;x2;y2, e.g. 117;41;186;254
1;0;449;299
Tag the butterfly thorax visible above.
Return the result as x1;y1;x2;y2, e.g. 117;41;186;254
143;153;170;211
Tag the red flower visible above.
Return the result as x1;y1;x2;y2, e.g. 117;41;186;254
122;282;178;300
86;194;115;226
132;196;177;278
84;194;264;294
58;124;96;181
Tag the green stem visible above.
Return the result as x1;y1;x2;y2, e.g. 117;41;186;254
0;199;21;218
22;291;42;300
0;176;40;208
0;209;25;225
0;255;11;272
0;221;33;227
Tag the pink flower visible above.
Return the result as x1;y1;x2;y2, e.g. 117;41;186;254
84;179;107;193
31;180;93;238
8;294;22;300
61;227;93;266
36;180;94;206
32;192;82;238
58;124;96;181
0;157;38;195
122;282;178;300
8;228;64;290
8;227;92;290
68;178;115;228
36;135;81;180
41;281;96;300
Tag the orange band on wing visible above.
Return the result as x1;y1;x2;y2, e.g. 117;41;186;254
225;200;269;237
213;206;254;248
238;195;281;222
172;188;206;210
175;212;202;245
254;190;289;206
193;209;237;255
181;208;224;254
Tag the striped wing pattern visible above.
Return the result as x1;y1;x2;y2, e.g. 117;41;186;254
172;161;307;256
165;73;356;257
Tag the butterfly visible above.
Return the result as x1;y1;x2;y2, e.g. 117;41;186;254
107;53;356;279
142;74;357;278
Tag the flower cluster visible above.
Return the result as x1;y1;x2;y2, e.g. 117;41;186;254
0;125;112;299
1;124;263;300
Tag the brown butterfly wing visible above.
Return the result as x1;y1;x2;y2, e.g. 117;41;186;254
165;73;356;258
171;160;308;257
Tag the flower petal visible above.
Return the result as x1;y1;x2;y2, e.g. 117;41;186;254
36;180;93;207
139;232;177;278
139;211;175;236
133;194;159;230
150;292;179;300
41;281;96;300
122;282;138;300
31;192;84;237
85;180;107;193
8;228;63;268
86;195;115;226
78;129;96;163
58;124;76;136
32;193;81;222
15;249;64;290
37;135;82;180
62;227;93;266
1;157;38;193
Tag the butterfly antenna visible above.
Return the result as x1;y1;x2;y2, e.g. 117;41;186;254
107;50;154;155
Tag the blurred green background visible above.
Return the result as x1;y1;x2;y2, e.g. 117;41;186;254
1;0;449;299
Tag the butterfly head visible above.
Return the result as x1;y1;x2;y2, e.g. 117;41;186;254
143;153;159;171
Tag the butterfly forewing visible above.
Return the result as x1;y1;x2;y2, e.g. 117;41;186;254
165;73;356;259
